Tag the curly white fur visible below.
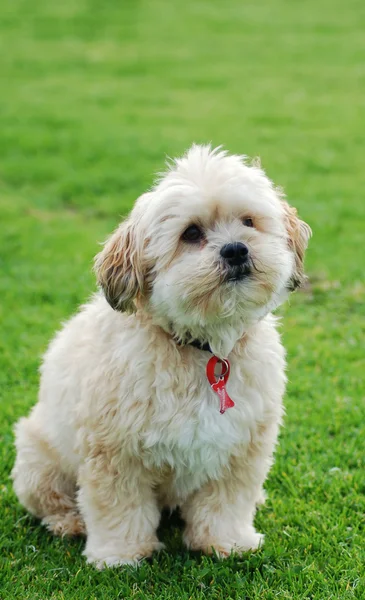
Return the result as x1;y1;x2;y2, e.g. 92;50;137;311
12;145;310;568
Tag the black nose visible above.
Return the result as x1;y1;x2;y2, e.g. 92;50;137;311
220;242;249;266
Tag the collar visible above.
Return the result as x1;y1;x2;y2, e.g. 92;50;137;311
172;333;235;413
169;324;213;353
187;339;213;353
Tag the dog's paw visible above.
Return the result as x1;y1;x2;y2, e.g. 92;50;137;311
83;540;165;570
87;555;139;570
217;532;265;557
184;528;264;557
42;511;86;537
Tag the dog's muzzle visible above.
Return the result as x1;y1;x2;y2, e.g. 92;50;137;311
224;266;251;282
220;242;249;266
220;242;251;281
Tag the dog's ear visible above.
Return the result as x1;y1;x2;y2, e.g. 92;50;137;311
94;214;146;312
282;201;312;290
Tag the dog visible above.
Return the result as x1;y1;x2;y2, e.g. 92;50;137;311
12;145;311;568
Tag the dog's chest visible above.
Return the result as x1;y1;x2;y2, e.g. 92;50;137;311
140;361;256;498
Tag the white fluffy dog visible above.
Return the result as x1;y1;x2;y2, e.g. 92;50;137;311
12;145;311;568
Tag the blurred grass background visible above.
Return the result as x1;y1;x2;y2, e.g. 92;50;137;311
0;1;364;598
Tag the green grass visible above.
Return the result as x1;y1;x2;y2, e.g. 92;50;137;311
1;0;364;598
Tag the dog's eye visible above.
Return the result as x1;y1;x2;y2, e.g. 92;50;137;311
242;217;254;228
182;225;204;243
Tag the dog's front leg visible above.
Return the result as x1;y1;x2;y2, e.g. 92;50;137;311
182;479;264;557
78;450;163;569
181;425;279;557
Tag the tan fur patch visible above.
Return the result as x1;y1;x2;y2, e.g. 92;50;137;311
282;201;312;289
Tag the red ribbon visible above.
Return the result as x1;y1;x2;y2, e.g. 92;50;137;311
206;356;235;414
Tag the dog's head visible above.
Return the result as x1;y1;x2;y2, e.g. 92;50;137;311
95;145;311;356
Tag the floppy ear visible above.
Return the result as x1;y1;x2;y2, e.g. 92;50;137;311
282;201;312;290
94;215;145;312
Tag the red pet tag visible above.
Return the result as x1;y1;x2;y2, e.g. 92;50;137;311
206;356;235;414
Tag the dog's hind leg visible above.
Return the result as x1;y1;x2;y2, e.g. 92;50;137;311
12;416;85;536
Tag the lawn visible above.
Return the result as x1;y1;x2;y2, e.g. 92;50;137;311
0;0;364;598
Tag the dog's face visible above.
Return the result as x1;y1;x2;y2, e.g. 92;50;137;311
95;146;311;355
